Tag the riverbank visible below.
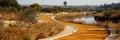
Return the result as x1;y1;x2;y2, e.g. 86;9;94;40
40;15;108;40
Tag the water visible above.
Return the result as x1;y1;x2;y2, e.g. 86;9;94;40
73;16;119;40
74;16;119;40
73;16;97;25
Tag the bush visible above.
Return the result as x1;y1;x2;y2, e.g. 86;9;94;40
0;0;21;12
55;13;84;22
42;8;59;13
3;7;18;12
30;3;42;10
52;6;63;12
63;8;72;12
19;8;37;21
41;6;63;13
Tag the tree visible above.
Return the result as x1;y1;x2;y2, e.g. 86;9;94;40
63;1;67;6
52;6;63;12
41;6;63;13
19;8;37;21
63;8;72;12
0;0;21;9
30;3;41;10
42;8;58;13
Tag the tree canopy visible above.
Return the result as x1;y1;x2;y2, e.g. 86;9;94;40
0;0;20;8
30;3;41;9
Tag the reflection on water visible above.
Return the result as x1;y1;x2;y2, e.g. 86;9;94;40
73;16;119;40
74;16;96;25
81;16;97;25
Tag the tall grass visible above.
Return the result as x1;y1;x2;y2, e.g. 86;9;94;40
0;22;64;40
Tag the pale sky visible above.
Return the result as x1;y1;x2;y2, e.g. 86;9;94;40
17;0;120;5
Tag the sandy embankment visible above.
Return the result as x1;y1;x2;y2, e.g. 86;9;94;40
38;15;78;40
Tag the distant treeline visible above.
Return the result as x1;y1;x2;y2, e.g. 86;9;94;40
96;3;120;16
0;0;98;13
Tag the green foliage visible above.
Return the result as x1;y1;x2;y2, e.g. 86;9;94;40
30;3;42;10
42;8;56;13
4;7;18;12
104;9;120;17
30;3;40;8
0;0;21;12
97;8;105;12
20;8;37;20
63;8;72;12
42;6;63;13
72;8;81;12
0;6;4;11
63;8;72;10
0;0;21;9
98;3;120;16
52;6;63;12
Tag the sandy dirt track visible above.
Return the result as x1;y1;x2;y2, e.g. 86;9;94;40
40;15;108;40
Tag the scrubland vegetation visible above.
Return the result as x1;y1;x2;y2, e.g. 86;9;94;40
0;0;120;40
95;3;120;30
94;3;120;39
0;22;64;40
55;13;84;23
0;0;65;40
0;11;65;40
55;12;93;24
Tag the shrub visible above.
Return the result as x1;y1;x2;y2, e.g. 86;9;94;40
55;13;84;22
3;7;18;12
41;6;63;13
41;8;58;13
19;8;37;21
30;3;42;11
0;22;64;40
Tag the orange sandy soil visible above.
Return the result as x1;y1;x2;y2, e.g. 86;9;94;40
40;15;108;40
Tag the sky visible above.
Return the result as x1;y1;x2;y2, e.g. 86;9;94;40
17;0;120;5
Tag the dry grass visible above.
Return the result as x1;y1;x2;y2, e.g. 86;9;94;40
0;22;64;40
0;12;20;20
0;12;65;40
55;13;93;25
55;13;84;23
95;13;120;30
96;21;120;29
96;21;120;39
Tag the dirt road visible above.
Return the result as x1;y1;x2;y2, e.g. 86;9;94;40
40;15;108;40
